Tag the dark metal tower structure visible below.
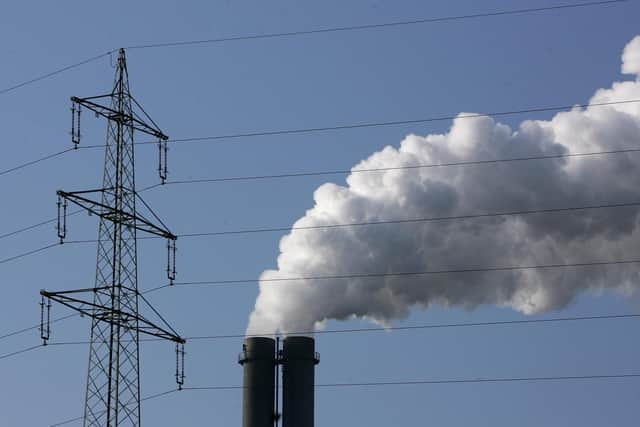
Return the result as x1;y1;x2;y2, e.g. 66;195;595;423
40;48;185;427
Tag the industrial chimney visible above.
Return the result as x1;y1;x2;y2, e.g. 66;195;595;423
239;336;319;427
239;337;277;427
281;337;320;427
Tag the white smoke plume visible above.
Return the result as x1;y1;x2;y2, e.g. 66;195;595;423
247;36;640;336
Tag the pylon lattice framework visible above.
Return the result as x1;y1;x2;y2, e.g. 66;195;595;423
40;48;185;427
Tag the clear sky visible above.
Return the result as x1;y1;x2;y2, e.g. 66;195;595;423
1;1;640;426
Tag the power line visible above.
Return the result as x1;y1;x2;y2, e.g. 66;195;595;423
53;200;640;244
182;373;640;391
177;200;640;238
66;99;639;150
0;218;58;241
0;242;59;265
164;147;640;186
0;344;42;361
161;258;640;289
188;313;640;340
0;148;74;177
0;51;114;96
1;97;637;183
139;99;640;147
1;98;638;256
0;313;76;341
125;0;628;50
3;202;639;270
49;370;640;425
5;142;639;247
0;210;84;241
313;373;640;388
49;389;178;427
38;313;640;346
2;1;625;99
7;313;638;415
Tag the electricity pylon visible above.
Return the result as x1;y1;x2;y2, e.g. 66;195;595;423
40;48;185;427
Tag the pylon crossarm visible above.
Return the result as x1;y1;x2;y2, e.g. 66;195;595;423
71;95;168;140
57;189;176;240
40;289;186;344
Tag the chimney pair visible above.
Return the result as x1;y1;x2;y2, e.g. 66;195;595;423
239;336;319;427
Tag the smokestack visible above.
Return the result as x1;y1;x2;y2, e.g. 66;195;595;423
239;336;319;427
281;336;319;427
238;337;276;427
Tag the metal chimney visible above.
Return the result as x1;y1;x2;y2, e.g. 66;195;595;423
281;336;320;427
238;337;277;427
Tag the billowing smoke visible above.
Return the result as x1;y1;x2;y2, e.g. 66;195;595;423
247;36;640;336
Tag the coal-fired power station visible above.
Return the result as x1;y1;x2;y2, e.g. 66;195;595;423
239;336;319;427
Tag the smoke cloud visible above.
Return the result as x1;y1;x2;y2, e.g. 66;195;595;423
247;36;640;336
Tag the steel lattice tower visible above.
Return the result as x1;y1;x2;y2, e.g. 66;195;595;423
40;48;185;427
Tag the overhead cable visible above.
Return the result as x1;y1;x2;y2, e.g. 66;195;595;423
136;99;640;147
0;243;59;265
37;313;640;347
49;369;640;425
3;1;626;98
55;200;640;244
142;258;640;291
164;147;640;185
0;148;74;177
49;389;178;427
2;98;637;181
125;1;627;50
182;372;640;391
0;51;114;96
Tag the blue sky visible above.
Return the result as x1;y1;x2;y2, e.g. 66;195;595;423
1;1;640;426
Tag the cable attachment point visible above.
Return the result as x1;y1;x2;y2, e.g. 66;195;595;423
167;238;177;284
71;101;81;148
175;342;185;390
39;294;51;345
56;193;67;243
158;138;168;184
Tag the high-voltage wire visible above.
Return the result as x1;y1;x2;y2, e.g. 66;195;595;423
0;243;59;265
126;1;627;50
163;147;640;186
4;200;640;266
49;389;179;427
0;148;74;177
0;344;42;361
49;371;640;425
0;210;83;241
3;131;639;247
177;201;640;238
154;258;640;290
132;99;640;147
182;373;640;391
1;0;627;97
0;51;114;96
0;313;76;341
27;313;640;347
48;369;640;425
1;97;637;182
3;312;638;361
184;313;640;340
53;200;640;244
